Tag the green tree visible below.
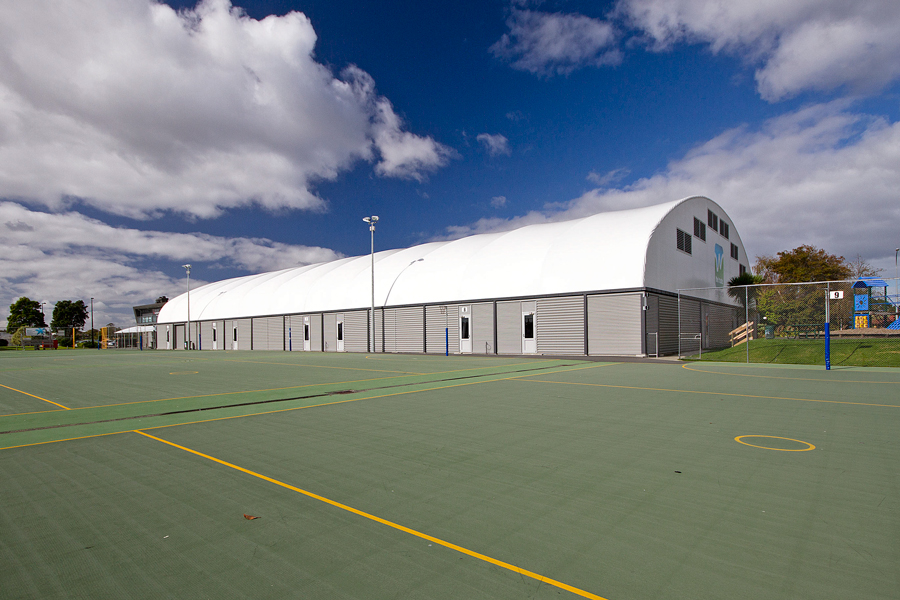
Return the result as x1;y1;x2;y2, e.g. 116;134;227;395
7;297;46;332
51;300;89;331
754;245;851;283
727;272;764;308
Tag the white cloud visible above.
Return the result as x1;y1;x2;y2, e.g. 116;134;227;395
0;202;341;327
490;195;508;208
490;9;621;76
0;0;451;219
617;0;900;100
441;103;900;272
477;133;512;157
586;167;630;186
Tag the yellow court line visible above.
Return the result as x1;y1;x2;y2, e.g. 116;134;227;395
515;378;900;409
133;430;608;600
0;430;126;451
681;363;900;384
1;364;606;450
0;383;69;410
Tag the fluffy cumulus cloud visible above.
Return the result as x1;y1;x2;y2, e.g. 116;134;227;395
0;0;451;219
490;9;621;76
0;202;341;326
441;103;900;271
493;0;900;100
476;133;512;157
618;0;900;100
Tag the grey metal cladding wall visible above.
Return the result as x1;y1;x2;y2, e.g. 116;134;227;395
343;310;368;353
200;321;214;350
309;314;323;351
708;303;736;349
425;304;458;354
472;302;494;354
587;294;642;355
267;316;284;351
656;295;680;355
252;317;269;350
384;307;423;353
537;296;584;355
283;315;296;351
323;313;337;352
236;319;252;350
679;298;701;333
496;301;521;354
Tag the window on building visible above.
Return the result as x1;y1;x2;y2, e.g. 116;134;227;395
337;322;343;341
460;316;470;339
304;324;310;341
693;217;706;241
707;209;718;231
676;228;692;254
233;328;238;342
730;243;739;260
212;328;217;342
720;220;730;239
523;313;534;339
740;264;747;275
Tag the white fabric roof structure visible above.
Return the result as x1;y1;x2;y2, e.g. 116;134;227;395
159;196;730;324
116;325;156;334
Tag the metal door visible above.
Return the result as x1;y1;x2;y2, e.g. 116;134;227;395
336;314;344;352
459;306;472;353
303;317;311;351
212;322;218;350
522;310;536;354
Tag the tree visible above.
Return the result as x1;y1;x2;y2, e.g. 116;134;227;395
727;272;764;308
847;254;882;279
7;297;46;332
51;300;89;331
754;245;851;283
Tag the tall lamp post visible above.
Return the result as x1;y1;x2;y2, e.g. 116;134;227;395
895;248;899;310
362;216;379;353
182;264;192;350
90;298;94;349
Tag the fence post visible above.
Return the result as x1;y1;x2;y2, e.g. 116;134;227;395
677;291;682;359
825;283;831;370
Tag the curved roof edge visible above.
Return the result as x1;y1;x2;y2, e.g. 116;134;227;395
159;197;717;324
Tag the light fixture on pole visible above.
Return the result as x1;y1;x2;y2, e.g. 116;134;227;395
182;264;192;350
362;216;379;353
90;298;94;349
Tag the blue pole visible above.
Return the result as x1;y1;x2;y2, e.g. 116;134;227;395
824;285;831;370
289;326;292;352
445;327;449;356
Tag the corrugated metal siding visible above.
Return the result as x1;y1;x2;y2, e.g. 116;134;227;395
267;316;284;351
657;295;679;355
252;317;269;350
323;313;337;352
496;301;521;354
587;294;642;355
173;324;184;350
708;303;736;349
645;296;659;356
678;297;701;355
384;307;423;353
472;302;494;354
537;296;584;355
309;314;322;351
235;319;251;350
200;321;214;350
343;310;368;353
425;305;458;354
283;315;296;351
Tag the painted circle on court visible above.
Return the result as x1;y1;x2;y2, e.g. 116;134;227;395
735;435;815;452
169;371;199;375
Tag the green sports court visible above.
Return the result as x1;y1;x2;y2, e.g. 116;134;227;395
2;350;898;599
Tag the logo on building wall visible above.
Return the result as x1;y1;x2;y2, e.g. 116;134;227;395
714;244;724;287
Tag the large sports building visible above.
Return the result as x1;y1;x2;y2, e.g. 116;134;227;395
157;196;749;356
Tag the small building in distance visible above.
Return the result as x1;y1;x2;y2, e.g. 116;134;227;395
157;196;749;356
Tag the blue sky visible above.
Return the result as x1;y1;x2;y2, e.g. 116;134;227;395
2;0;900;327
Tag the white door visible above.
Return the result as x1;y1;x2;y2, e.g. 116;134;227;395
166;325;171;350
459;306;472;353
232;325;238;350
212;323;218;350
522;310;536;354
336;314;344;352
303;317;311;351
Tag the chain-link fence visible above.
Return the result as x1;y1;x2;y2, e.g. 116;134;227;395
678;277;900;368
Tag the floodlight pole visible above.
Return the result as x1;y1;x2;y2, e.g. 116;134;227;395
182;264;192;350
90;298;94;349
895;248;899;311
363;216;379;353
